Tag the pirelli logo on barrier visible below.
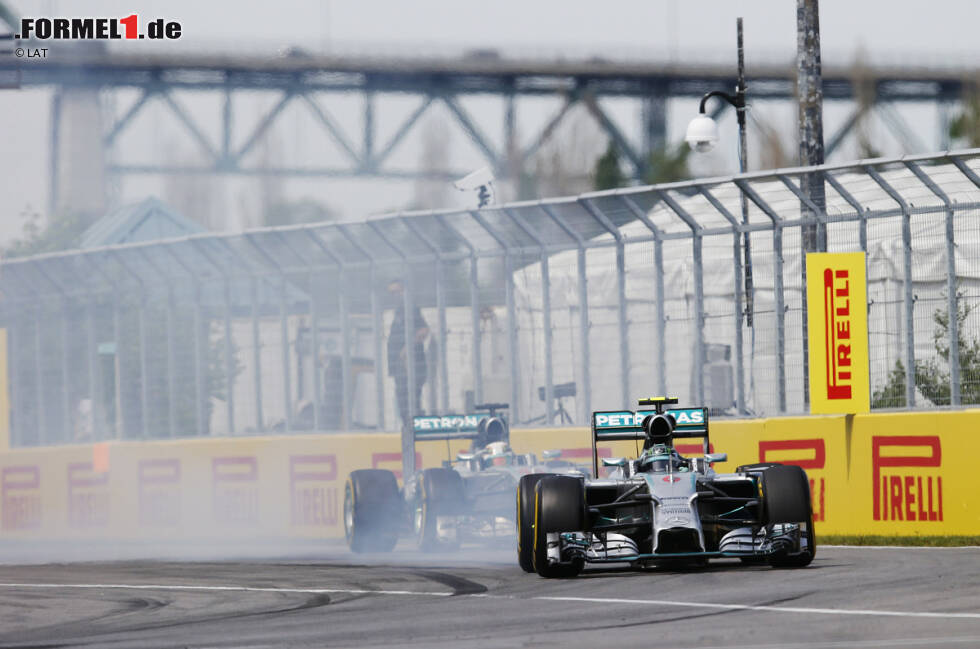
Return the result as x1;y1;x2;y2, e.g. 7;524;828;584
806;252;870;414
873;436;943;523
289;455;338;527
1;466;41;530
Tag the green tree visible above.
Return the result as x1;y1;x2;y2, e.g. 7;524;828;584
4;207;95;258
593;141;691;192
950;94;980;147
644;144;690;185
872;293;980;408
593;143;625;190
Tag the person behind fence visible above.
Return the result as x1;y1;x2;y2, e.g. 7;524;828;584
386;279;429;430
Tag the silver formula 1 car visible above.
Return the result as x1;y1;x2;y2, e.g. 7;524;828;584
344;403;587;553
517;397;816;577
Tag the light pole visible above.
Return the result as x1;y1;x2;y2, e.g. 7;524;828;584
685;17;751;414
797;0;827;410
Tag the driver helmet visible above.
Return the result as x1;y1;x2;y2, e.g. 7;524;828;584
637;446;689;473
485;441;514;466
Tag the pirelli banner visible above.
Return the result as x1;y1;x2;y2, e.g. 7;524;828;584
805;252;870;414
1;410;979;541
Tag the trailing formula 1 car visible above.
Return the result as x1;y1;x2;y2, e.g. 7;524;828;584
344;403;587;553
517;397;816;577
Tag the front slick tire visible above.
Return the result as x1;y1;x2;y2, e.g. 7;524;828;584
517;473;553;572
533;476;585;579
345;469;400;553
415;468;464;552
761;465;816;568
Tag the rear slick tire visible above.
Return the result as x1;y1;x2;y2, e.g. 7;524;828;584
345;470;400;553
415;468;464;553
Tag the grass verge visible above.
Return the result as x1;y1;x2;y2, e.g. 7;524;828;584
819;535;980;547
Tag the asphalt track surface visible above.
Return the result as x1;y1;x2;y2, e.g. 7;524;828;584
0;545;978;648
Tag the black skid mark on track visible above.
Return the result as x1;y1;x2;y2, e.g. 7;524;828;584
0;594;173;645
105;592;335;633
0;593;334;648
400;569;488;595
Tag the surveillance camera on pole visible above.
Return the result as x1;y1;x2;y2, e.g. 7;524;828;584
685;17;754;417
454;166;496;208
685;114;720;153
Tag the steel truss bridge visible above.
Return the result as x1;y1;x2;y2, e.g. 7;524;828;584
1;49;976;191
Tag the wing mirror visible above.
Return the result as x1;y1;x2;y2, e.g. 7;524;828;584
704;452;728;464
456;452;476;461
601;457;627;467
542;449;562;460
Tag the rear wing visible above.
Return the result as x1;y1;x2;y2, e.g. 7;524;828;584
590;405;710;477
413;414;489;441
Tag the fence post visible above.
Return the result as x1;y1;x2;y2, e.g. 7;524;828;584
470;254;483;406
61;300;72;442
87;299;101;440
31;261;73;442
503;207;555;425
401;217;451;416
223;281;235;433
109;251;150;439
735;179;787;412
541;203;592;422
250;276;264;432
779;173;830;411
697;186;746;413
470;210;520;413
905;160;960;406
371;264;385;431
580;199;630;409
33;305;44;445
339;271;353;431
657;191;706;405
166;287;177;437
138;295;149;438
867;167;915;407
308;272;321;429
193;287;206;435
366;220;422;477
302;228;348;431
245;234;293;431
618;196;668;401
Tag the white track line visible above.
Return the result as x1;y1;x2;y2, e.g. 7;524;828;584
695;636;980;649
1;583;978;621
819;545;980;550
535;595;980;619
0;583;453;597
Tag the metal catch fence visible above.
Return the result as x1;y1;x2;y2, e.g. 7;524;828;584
3;149;980;449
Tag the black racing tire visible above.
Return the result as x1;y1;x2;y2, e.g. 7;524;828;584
533;476;585;578
760;465;816;568
517;473;553;572
344;469;401;553
761;465;811;524
415;468;465;552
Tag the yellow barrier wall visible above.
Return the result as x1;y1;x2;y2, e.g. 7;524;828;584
1;410;978;541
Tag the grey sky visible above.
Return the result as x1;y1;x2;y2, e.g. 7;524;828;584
2;0;978;243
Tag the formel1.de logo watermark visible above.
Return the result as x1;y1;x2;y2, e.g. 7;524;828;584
16;15;182;41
